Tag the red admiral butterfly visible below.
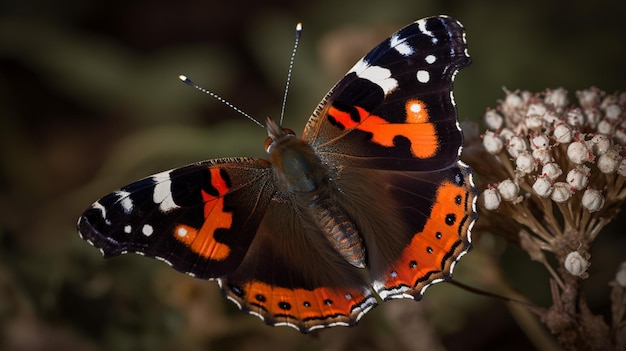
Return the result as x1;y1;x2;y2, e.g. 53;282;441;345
78;15;476;332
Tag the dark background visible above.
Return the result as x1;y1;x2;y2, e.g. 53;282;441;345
1;0;625;350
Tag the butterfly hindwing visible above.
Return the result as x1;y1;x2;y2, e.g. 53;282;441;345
219;199;378;332
78;158;275;278
367;166;475;300
304;16;470;172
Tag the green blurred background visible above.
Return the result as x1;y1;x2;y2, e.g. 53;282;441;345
1;0;625;350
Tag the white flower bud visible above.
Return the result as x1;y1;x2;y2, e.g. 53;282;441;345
532;176;553;197
484;109;503;130
515;151;537;175
596;119;614;135
525;103;547;129
567;140;592;164
582;188;604;212
527;103;547;117
576;88;603;109
530;135;550;150
532;148;553;164
542;110;560;124
564;251;589;277
566;165;590;191
504;91;524;109
482;187;501;210
483;131;504;154
584;108;602;128
499;128;515;141
498;179;521;203
553;123;572;144
604;104;622;121
600;94;618;110
544;88;569;111
587;134;612;156
551;182;572;203
614;129;626;145
567;108;585;127
542;162;562;180
530;135;552;163
597;147;622;174
525;114;544;129
507;136;528;158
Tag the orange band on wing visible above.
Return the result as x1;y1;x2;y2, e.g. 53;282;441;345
173;168;233;261
242;280;367;321
328;101;438;159
382;179;471;296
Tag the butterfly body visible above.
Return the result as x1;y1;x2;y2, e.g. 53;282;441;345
266;118;367;268
78;15;477;332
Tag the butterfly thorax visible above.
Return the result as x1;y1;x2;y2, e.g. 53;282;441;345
266;119;366;268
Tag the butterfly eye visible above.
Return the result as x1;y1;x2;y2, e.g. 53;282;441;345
265;128;297;153
264;136;275;153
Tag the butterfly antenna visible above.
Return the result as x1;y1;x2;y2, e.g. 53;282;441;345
178;75;264;128
279;22;303;126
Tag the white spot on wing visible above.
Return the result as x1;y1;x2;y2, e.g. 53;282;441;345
416;70;430;83
152;171;180;212
91;201;107;219
124;225;132;234
116;191;133;214
417;19;437;44
409;102;422;113
389;33;413;56
348;59;398;95
425;54;436;64
142;224;154;236
176;226;188;237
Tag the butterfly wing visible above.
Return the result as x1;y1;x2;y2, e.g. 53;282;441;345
219;198;377;332
78;157;276;278
304;15;470;171
303;16;476;299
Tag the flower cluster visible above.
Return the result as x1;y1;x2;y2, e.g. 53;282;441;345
470;87;625;271
463;87;626;350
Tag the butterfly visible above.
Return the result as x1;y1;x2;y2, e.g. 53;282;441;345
78;15;476;333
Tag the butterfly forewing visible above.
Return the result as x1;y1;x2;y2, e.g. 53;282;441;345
304;16;470;172
78;158;276;278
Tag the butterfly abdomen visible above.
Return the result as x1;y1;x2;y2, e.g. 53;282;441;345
307;196;366;268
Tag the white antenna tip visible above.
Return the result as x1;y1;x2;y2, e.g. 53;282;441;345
296;22;302;31
179;74;194;86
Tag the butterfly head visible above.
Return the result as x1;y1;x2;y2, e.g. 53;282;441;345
264;118;296;154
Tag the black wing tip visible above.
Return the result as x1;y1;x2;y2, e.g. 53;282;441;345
77;214;124;257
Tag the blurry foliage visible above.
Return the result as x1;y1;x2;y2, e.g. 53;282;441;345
1;0;625;350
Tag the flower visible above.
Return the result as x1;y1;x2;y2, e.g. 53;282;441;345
464;87;626;350
564;251;590;277
468;87;626;255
